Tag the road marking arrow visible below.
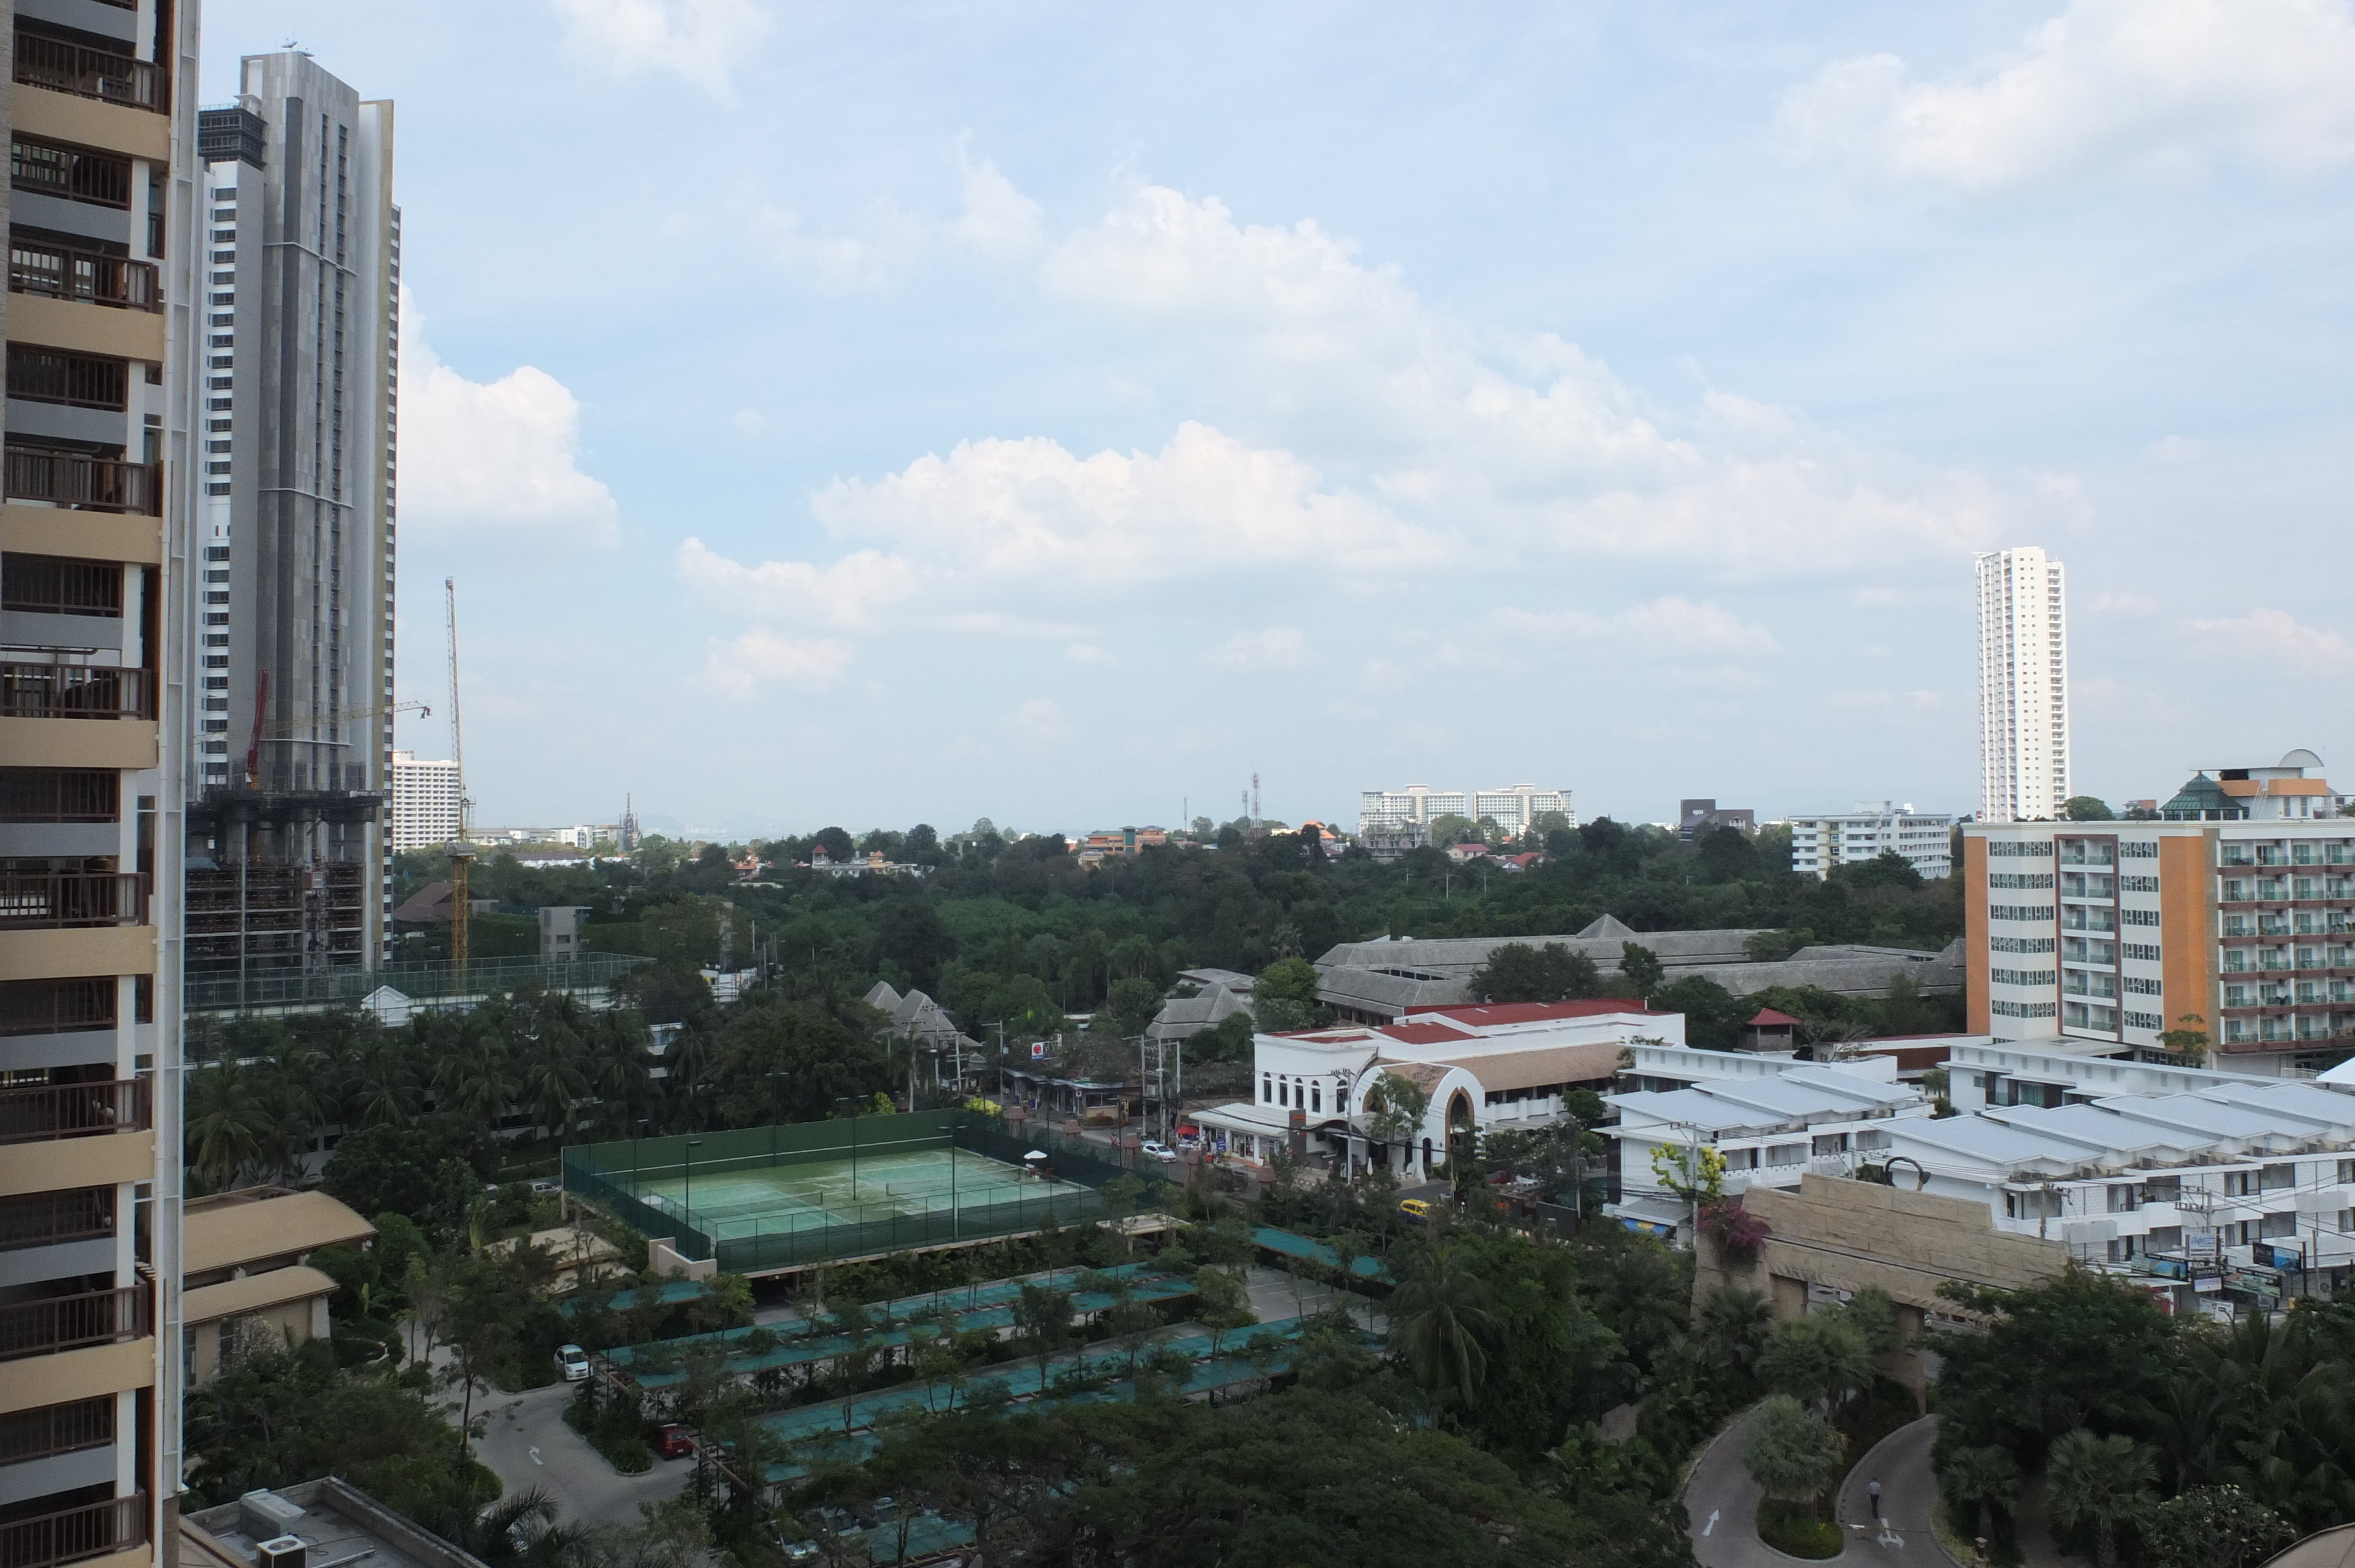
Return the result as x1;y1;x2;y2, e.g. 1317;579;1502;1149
529;1447;543;1466
1703;1510;1719;1536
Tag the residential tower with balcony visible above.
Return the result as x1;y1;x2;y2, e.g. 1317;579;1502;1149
1;2;198;1565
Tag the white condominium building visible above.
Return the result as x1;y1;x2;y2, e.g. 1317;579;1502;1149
1787;804;1956;879
1358;784;1575;837
389;750;461;851
1977;546;2071;822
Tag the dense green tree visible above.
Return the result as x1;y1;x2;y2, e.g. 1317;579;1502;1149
1935;1443;2021;1543
1615;942;1665;1001
320;1121;483;1238
1253;956;1324;1030
2145;1485;2295;1568
1466;942;1603;1004
2064;796;2118;821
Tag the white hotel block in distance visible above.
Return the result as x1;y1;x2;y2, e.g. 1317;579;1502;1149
1976;546;2071;823
1358;785;1576;837
1787;803;1956;879
389;749;462;851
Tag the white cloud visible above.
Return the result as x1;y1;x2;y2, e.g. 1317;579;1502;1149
749;198;933;292
1489;597;1780;656
1780;0;2355;190
950;150;1044;261
399;294;621;546
1004;698;1069;743
550;0;768;98
676;537;915;628
2190;608;2355;667
812;421;1447;587
700;630;851;696
2147;435;2211;466
1066;643;1116;666
1204;626;1317;673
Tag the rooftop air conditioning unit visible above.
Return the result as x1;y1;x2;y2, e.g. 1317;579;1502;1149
239;1492;304;1541
256;1537;307;1568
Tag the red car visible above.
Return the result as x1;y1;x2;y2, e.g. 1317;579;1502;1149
657;1424;694;1460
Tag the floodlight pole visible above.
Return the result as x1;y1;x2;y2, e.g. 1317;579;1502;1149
684;1137;705;1233
946;1123;959;1241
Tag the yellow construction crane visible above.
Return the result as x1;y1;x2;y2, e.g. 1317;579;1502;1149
241;691;432;789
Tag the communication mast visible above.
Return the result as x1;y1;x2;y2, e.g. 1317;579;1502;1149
445;578;475;983
1251;770;1261;824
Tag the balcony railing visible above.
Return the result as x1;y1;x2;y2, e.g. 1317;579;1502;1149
0;1397;113;1466
0;1491;145;1568
0;1282;149;1362
0;665;151;720
12;32;166;114
8;240;158;313
0;1188;115;1252
3;448;158;517
6;348;127;411
0;874;146;931
0;1077;149;1144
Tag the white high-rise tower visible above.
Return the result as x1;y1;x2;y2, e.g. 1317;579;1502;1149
1976;546;2071;822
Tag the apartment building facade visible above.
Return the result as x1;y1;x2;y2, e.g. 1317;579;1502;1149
1963;768;2354;1074
178;56;397;1012
1976;546;2070;823
2;1;199;1564
1356;784;1575;838
386;750;456;852
1787;803;1956;879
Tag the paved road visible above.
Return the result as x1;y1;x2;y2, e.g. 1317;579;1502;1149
1839;1416;1965;1566
1687;1408;1970;1567
467;1380;695;1529
1684;1406;1773;1567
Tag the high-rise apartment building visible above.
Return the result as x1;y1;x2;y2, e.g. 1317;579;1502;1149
1358;785;1575;838
1976;546;2070;823
181;56;397;1010
387;750;457;852
1963;753;2353;1076
1;0;199;1560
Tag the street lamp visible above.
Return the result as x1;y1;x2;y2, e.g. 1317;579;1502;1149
684;1137;705;1231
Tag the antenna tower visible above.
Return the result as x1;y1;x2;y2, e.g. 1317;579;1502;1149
1252;770;1261;823
445;578;475;983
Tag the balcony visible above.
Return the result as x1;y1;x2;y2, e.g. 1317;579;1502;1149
0;1397;114;1467
3;449;158;516
0;875;145;931
13;32;166;115
5;349;127;411
10;141;132;210
0;666;150;720
0;1282;149;1362
0;979;115;1038
9;241;158;313
0;1491;145;1568
0;1078;148;1144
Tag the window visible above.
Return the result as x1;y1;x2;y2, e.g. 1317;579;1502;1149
2224;1171;2255;1197
2108;1183;2138;1212
2261;1162;2296;1190
1261;1074;1271;1104
2260;1212;2297;1239
1763;1143;1805;1167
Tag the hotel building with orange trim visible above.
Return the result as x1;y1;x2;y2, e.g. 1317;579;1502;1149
1963;752;2355;1077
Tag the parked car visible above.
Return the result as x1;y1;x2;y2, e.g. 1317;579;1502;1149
657;1423;694;1460
1398;1198;1433;1222
555;1344;591;1382
529;1178;560;1196
1139;1139;1178;1163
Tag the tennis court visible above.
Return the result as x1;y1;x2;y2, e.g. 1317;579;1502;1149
631;1146;1090;1243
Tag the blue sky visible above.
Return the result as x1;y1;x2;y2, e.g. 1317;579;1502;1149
207;1;2355;838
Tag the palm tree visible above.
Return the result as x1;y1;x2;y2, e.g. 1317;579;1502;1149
1387;1247;1500;1415
1744;1393;1846;1519
430;1015;513;1130
346;1035;421;1128
585;1010;652;1135
1937;1442;2021;1542
1696;1285;1774;1391
185;1058;267;1191
2045;1427;2158;1568
515;1024;589;1141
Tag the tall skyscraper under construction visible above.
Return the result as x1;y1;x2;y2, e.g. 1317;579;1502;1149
183;54;396;1011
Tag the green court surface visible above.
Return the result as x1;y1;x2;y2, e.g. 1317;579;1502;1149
628;1147;1089;1242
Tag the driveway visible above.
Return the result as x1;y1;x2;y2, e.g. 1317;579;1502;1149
467;1380;695;1529
1684;1406;1773;1567
1687;1408;1972;1567
1838;1416;1966;1566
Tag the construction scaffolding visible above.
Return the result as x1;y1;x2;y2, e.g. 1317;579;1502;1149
185;789;382;1014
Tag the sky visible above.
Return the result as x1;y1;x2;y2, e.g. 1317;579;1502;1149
205;0;2355;839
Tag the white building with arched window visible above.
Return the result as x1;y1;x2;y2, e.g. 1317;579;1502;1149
1188;999;1681;1181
